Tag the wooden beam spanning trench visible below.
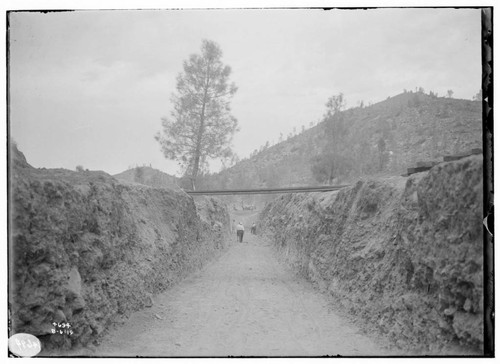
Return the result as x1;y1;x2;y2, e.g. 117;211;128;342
185;185;350;196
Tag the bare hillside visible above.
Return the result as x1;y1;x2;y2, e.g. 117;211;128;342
200;92;481;191
114;166;180;191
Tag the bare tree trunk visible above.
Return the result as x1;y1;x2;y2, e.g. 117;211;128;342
191;64;211;190
192;150;201;190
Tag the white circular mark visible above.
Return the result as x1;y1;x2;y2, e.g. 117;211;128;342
8;333;42;357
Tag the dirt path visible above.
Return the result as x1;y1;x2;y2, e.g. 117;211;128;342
93;232;391;357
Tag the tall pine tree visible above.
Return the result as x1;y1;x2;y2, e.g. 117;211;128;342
155;40;238;190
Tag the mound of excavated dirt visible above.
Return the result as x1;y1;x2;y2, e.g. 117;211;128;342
9;147;230;353
258;155;483;355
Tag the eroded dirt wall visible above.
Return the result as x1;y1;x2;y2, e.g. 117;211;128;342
258;155;483;354
9;147;230;352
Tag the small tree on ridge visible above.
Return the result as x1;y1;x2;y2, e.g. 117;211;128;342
310;93;348;184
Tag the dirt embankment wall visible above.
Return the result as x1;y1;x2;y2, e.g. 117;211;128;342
258;155;483;354
9;148;230;352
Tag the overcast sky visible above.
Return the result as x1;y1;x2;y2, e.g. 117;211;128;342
9;7;481;176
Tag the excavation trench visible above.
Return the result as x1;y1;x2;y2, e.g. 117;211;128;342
93;231;391;357
10;146;484;357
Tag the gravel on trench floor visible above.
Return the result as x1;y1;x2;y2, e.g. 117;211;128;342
93;233;393;357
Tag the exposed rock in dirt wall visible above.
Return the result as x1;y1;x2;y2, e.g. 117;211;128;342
258;155;483;354
9;148;230;352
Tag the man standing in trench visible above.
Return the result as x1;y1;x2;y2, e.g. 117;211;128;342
236;222;244;243
251;223;257;235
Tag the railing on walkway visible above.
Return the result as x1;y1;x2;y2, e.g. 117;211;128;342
184;185;350;196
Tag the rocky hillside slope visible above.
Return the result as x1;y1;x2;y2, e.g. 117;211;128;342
9;145;230;353
114;166;179;190
200;92;481;190
258;155;483;354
